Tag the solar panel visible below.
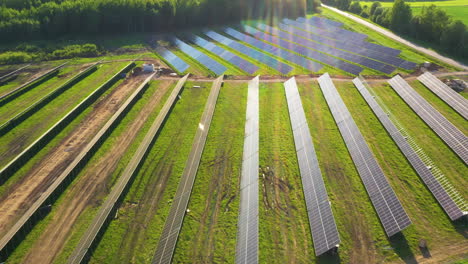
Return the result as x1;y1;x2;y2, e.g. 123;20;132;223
285;20;416;70
296;17;367;41
417;72;468;120
236;76;259;264
204;30;293;74
155;46;189;73
243;25;363;75
187;34;259;74
223;27;323;72
152;76;224;264
172;37;227;75
284;77;340;256
388;75;468;164
354;77;466;221
299;17;402;57
273;23;396;74
318;73;412;237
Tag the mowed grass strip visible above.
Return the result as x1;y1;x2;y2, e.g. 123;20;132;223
4;79;173;264
0;62;129;169
88;81;211;264
172;82;247;263
335;81;467;262
258;83;313;263
0;66;78;123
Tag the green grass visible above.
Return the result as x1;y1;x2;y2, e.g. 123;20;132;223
317;9;461;71
258;83;314;263
88;81;211;263
172;82;247;263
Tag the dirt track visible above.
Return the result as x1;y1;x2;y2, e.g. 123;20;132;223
0;75;143;236
21;78;173;264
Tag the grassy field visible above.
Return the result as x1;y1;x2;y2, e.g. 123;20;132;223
359;0;468;24
88;81;211;263
172;82;247;263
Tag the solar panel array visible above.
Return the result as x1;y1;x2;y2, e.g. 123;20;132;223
236;76;259;264
417;72;468;120
204;30;293;74
223;27;323;72
155;46;189;73
188;35;259;74
284;19;416;70
388;75;468;164
318;73;411;237
172;37;227;75
299;17;402;57
275;23;396;74
307;16;343;27
283;18;363;43
152;76;224;264
296;17;367;41
354;77;466;221
247;24;363;75
284;77;340;256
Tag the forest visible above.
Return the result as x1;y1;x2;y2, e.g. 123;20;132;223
0;0;318;42
323;0;467;58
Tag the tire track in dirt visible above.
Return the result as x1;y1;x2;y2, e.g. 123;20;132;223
21;78;173;264
0;75;142;236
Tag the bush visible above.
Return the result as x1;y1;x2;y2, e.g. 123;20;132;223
349;2;362;14
0;51;33;64
50;44;100;59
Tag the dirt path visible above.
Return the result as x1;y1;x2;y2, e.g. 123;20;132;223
20;78;172;264
0;75;143;236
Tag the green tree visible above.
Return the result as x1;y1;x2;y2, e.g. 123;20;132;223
369;1;381;16
390;0;412;34
441;20;466;55
349;1;362;14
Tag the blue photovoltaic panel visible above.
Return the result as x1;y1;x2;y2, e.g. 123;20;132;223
257;23;395;74
172;37;227;75
288;19;415;70
204;30;293;74
300;17;402;57
296;17;367;41
224;27;323;72
188;34;259;74
155;46;189;73
308;16;344;27
243;25;362;75
319;73;412;237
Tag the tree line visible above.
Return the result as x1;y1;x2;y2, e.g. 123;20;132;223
0;0;318;42
322;0;467;58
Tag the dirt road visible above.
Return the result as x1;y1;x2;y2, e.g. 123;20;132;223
0;75;142;236
21;79;173;264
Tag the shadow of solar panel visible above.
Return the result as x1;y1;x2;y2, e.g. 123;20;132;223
172;37;227;75
318;73;411;237
188;35;259;74
388;75;468;164
245;25;362;75
354;77;466;221
417;72;468;119
155;46;189;73
284;77;340;256
224;27;323;72
204;30;293;74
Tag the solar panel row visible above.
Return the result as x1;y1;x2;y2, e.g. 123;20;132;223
244;25;362;75
204;30;293;74
223;27;323;72
388;75;468;164
188;34;259;74
236;76;259;264
275;23;396;74
284;19;416;70
296;17;367;41
354;77;466;221
284;77;340;256
155;46;189;73
300;17;402;57
417;72;468;120
172;37;227;75
318;73;411;237
308;16;344;27
283;18;363;43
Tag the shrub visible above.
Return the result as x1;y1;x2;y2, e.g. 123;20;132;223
0;51;33;64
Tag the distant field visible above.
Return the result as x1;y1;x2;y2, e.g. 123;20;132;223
359;0;468;24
